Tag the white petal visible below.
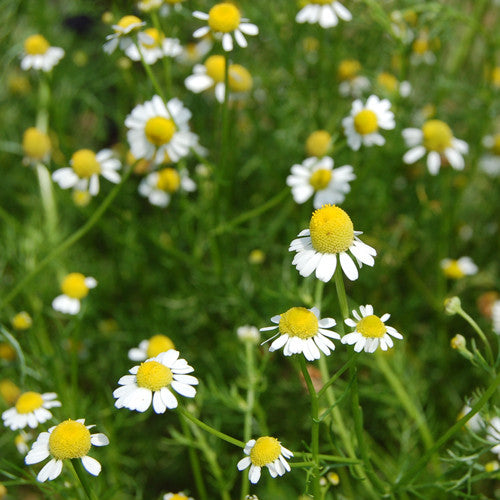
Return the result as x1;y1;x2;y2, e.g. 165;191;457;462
171;381;197;398
37;459;62;482
90;433;109;446
153;391;167;413
248;465;261;483
237;456;251;471
81;455;101;476
339;252;359;281
403;146;426;164
427;151;441;175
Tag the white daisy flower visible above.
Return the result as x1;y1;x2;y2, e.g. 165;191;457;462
163;493;194;500
137;0;163;12
479;133;500;177
296;1;352;29
342;304;403;353
103;15;146;54
21;34;64;72
125;28;182;64
411;32;436;65
52;149;121;196
159;0;186;16
376;72;412;98
342;95;395;151
458;404;483;433
337;59;370;98
237;436;293;484
237;325;260;344
125;95;198;164
193;3;259;52
25;419;109;482
52;273;97;315
289;204;376;282
177;39;213;66
15;430;32;455
440;257;478;279
287;156;355;208
492;301;500;335
487;417;500;458
2;392;61;431
261;306;339;361
113;350;198;413
139;167;196;207
402;120;469;175
128;334;175;361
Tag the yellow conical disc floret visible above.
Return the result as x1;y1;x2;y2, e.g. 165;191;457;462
205;55;226;83
228;65;253;92
142;28;163;49
71;150;101;178
116;15;142;32
136;361;173;391
279;307;318;339
145;117;176;146
309;205;354;254
208;3;241;33
61;273;89;299
147;335;175;357
49;420;91;460
356;315;386;338
309;169;332;191
306;130;331;157
377;72;398;92
354;110;378;135
11;311;32;330
443;260;464;279
250;437;281;466
24;35;50;55
338;59;361;81
422;120;452;153
156;168;181;193
15;392;43;414
23;127;51;160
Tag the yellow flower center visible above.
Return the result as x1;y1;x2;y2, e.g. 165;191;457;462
142;28;163;49
492;133;500;156
309;169;332;191
136;361;173;391
306;130;331;157
250;437;281;467
0;380;20;405
116;15;142;31
15;392;43;414
0;344;16;361
71;149;101;178
310;0;333;4
12;311;32;330
72;190;92;207
169;495;188;500
49;420;91;460
205;55;226;83
278;307;318;339
61;273;89;299
338;59;361;81
443;260;465;279
377;72;398;92
412;38;429;55
356;315;386;338
353;109;378;135
422;120;453;153
145;117;176;146
156;168;181;193
22;127;51;160
492;67;500;88
228;64;253;92
208;3;241;33
146;335;175;357
309;205;354;254
24;35;50;55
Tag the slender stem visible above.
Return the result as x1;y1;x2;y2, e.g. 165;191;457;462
333;266;349;320
151;11;172;98
178;414;208;500
293;452;360;463
68;460;96;500
396;369;500;490
0;166;134;311
456;307;494;365
176;405;245;448
317;354;358;400
136;41;167;103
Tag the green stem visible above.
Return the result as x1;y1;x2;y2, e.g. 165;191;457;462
151;11;173;98
178;414;208;500
317;354;358;400
293;452;359;463
220;52;230;182
35;163;58;245
0;166;133;311
68;460;96;500
333;266;349;320
456;307;494;366
176;406;245;448
395;369;500;490
136;40;168;103
299;356;321;499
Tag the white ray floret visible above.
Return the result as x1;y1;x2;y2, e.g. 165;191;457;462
2;392;61;431
296;1;352;29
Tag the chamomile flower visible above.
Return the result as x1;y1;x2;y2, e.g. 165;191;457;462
296;1;352;29
103;15;146;54
21;35;64;72
139;167;196;207
52;149;121;196
402;120;469;175
486;417;500;458
15;430;32;455
261;306;339;361
342;305;403;353
25;419;109;482
237;437;293;484
342;95;395;151
338;59;370;98
163;493;194;500
113;350;198;413
2;392;61;431
287;156;355;208
126;96;198;164
289;205;376;282
11;311;32;331
52;273;97;315
237;325;260;344
479;133;500;177
125;28;182;64
22;127;51;164
137;0;163;12
305;130;332;158
440;257;478;279
376;72;411;98
193;3;259;52
458;404;483;432
128;334;175;361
